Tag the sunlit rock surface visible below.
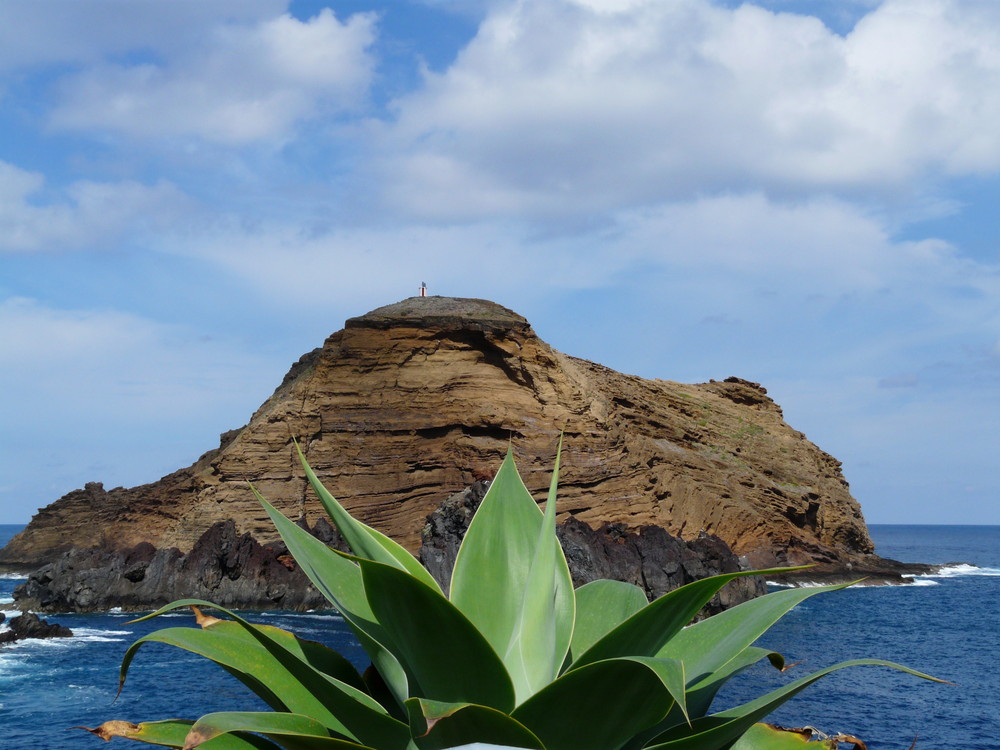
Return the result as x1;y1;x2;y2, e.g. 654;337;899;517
2;296;877;575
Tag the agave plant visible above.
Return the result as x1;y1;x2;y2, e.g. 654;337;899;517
84;442;941;750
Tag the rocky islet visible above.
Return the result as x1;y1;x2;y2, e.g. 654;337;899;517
1;296;930;610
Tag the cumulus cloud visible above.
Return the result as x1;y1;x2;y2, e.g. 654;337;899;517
170;191;998;330
0;161;189;253
49;9;377;143
374;0;1000;221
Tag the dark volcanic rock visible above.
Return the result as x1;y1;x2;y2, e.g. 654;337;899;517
13;519;348;613
418;480;491;590
18;479;765;614
0;612;73;644
419;483;765;612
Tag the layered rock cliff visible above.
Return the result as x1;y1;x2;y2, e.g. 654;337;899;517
1;296;875;573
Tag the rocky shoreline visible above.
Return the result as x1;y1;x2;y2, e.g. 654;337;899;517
766;558;947;586
7;481;770;615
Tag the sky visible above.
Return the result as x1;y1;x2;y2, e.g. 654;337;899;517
1;0;998;527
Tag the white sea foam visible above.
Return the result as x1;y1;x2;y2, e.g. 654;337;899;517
258;611;344;622
0;573;27;580
290;613;344;621
71;627;131;641
767;581;830;589
769;578;942;589
933;563;1000;577
904;563;1000;582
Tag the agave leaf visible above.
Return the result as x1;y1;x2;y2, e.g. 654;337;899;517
122;602;410;749
450;447;574;702
254;488;411;706
503;437;576;703
730;723;846;749
294;441;442;593
359;559;516;712
74;719;278;748
684;647;785;720
570;579;648;659
625;648;785;750
510;657;684;750
119;626;284;712
570;566;806;671
404;699;545;750
644;659;944;750
626;585;849;748
656;583;851;688
184;711;374;750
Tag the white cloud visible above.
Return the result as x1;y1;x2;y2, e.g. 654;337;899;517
0;297;274;436
0;297;278;517
0;160;188;253
0;1;286;71
167;191;998;336
49;9;377;144
0;298;275;433
374;0;1000;221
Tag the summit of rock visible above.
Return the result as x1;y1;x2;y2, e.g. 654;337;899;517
347;296;530;334
2;296;879;575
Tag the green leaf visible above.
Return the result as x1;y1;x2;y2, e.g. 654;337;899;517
625;648;783;750
625;585;847;748
683;647;785;720
503;437;576;703
450;447;574;704
570;567;805;671
405;699;544;750
656;583;851;687
511;657;683;750
184;712;373;750
75;719;278;748
295;441;442;593
121;602;410;749
359;559;516;712
254;487;411;706
645;659;945;750
570;579;648;660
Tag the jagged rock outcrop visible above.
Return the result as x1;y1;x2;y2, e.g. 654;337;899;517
12;519;346;613
0;612;73;644
17;481;765;613
1;296;879;576
420;481;764;614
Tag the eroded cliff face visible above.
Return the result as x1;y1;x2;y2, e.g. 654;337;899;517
0;296;873;571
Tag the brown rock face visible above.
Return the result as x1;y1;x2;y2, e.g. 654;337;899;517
0;296;873;571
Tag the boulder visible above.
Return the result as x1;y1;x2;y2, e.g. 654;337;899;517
0;612;72;644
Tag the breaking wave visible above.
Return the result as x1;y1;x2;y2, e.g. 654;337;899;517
906;563;1000;581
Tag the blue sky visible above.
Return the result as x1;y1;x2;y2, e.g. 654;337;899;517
1;0;998;527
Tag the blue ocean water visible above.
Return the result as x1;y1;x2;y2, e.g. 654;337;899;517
1;523;997;749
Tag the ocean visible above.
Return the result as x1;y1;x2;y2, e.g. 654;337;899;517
1;524;997;749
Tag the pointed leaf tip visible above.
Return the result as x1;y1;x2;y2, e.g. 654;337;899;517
73;721;141;741
190;605;223;629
